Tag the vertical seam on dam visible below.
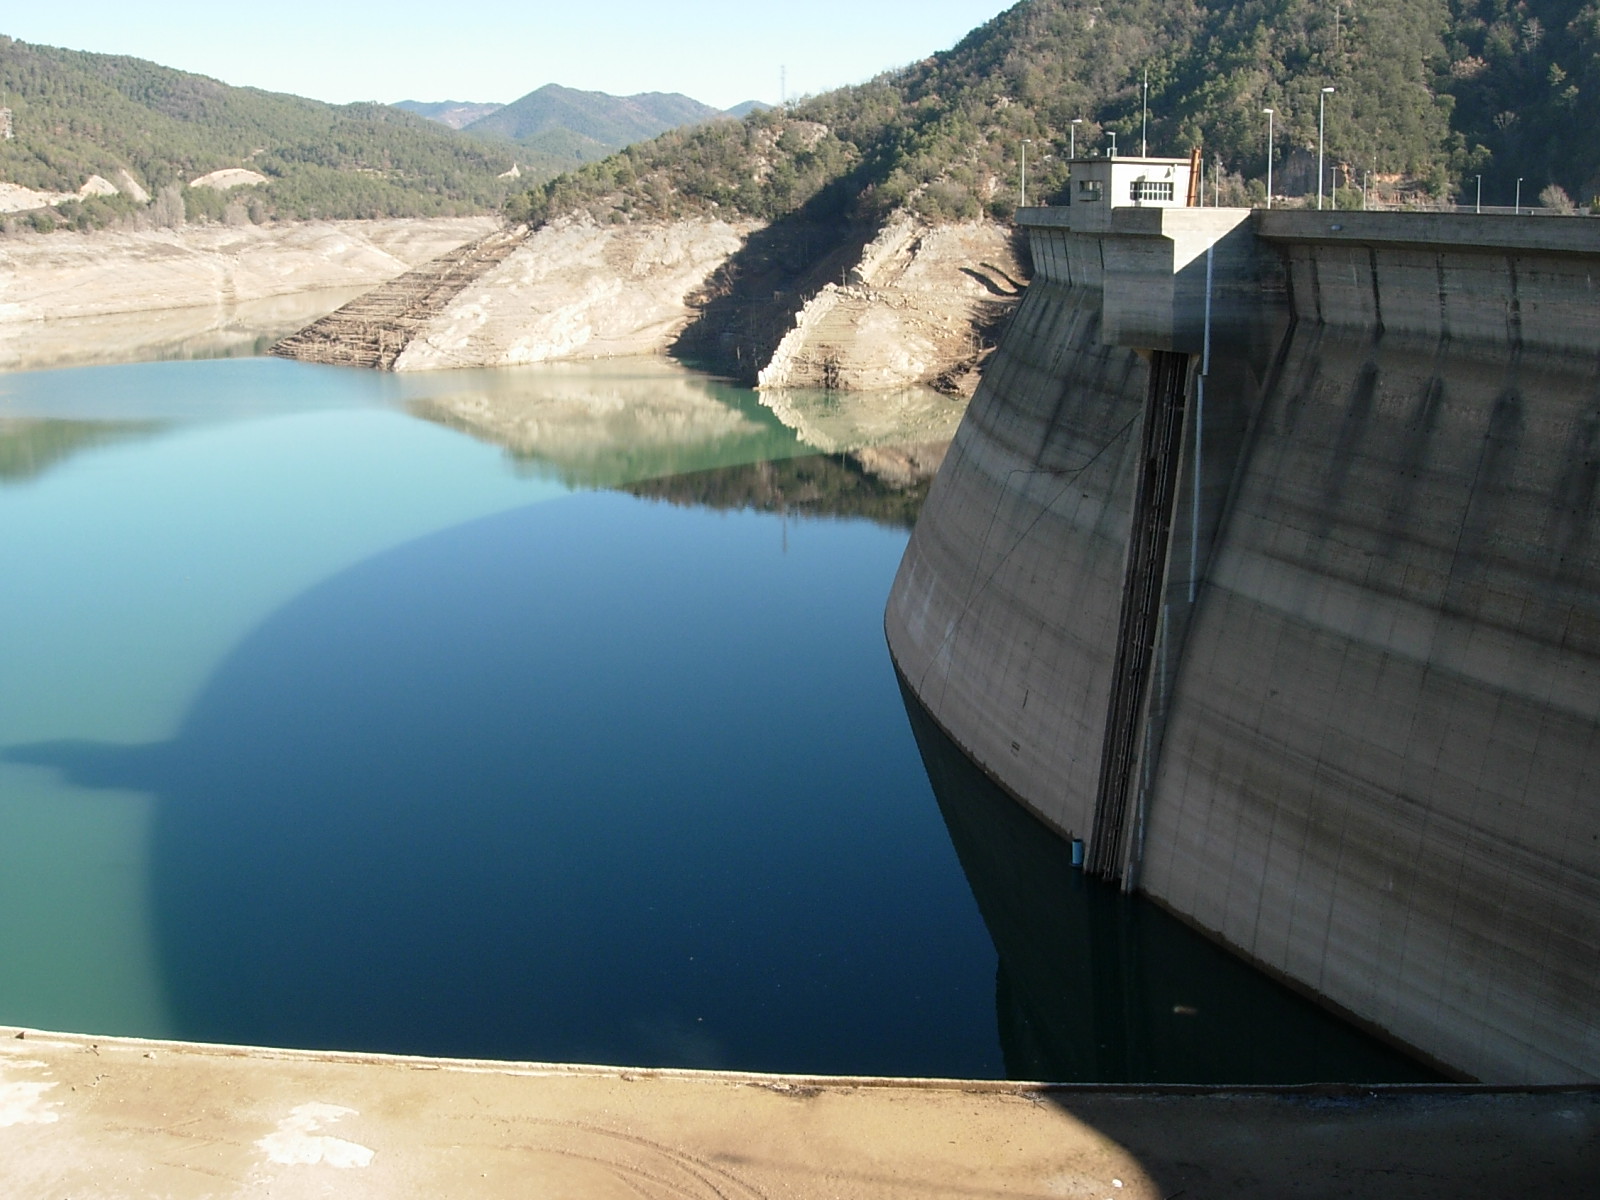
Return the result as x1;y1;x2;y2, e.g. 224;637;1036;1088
1368;247;1385;338
1088;349;1193;881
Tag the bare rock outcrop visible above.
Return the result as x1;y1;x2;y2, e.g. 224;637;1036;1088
391;216;758;371
756;215;1026;395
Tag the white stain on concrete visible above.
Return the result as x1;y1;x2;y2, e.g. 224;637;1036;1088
256;1102;375;1168
0;1059;62;1127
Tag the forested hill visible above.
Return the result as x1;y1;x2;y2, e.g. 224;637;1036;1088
510;0;1600;228
0;35;515;226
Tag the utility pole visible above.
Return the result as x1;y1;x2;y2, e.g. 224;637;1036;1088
1070;118;1082;160
1476;174;1482;214
1262;108;1274;208
1142;68;1149;157
1020;138;1032;208
1318;86;1335;210
780;66;787;107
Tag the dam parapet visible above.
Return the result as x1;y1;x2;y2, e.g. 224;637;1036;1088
887;202;1600;1083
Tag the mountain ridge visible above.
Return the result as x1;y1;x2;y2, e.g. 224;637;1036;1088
0;34;514;227
462;83;725;149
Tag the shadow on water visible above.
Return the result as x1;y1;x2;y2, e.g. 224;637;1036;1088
5;483;1001;1077
898;674;1442;1085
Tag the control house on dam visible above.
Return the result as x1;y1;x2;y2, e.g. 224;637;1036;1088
886;156;1600;1084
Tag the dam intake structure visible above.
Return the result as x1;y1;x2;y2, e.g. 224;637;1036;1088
887;199;1600;1085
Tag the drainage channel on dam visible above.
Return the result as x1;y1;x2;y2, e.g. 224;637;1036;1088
0;355;1437;1083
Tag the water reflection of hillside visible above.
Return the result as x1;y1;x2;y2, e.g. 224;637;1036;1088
0;418;163;483
405;360;808;489
623;443;948;530
404;361;967;495
899;676;1441;1084
757;386;967;454
0;289;367;373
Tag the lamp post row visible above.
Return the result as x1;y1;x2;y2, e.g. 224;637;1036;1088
1031;86;1520;212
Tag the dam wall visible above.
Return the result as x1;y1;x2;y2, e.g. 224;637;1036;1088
886;207;1600;1083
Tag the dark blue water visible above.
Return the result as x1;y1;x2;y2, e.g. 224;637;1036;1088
0;356;1436;1081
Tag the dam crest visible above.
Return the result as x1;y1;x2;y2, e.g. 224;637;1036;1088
886;199;1600;1084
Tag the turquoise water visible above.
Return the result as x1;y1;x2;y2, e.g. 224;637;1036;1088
0;355;1435;1080
0;357;1004;1074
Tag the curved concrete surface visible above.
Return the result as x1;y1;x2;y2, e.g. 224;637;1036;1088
888;209;1600;1084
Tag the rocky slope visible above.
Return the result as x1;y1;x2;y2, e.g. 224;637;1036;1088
390;215;757;370
754;216;1024;394
267;208;1027;394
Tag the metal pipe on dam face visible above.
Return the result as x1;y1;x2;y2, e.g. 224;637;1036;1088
886;205;1600;1084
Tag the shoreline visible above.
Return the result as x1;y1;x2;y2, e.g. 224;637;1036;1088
0;217;498;325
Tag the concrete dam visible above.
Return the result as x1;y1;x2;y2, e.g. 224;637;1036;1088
886;195;1600;1085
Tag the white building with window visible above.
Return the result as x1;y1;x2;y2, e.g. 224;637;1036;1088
1062;156;1193;232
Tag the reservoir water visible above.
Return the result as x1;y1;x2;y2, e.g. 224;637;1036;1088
0;354;1436;1082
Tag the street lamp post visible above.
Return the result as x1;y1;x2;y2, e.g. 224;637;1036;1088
1317;86;1335;211
1516;177;1524;214
1142;68;1149;157
1476;174;1482;214
1020;138;1032;208
1262;107;1274;208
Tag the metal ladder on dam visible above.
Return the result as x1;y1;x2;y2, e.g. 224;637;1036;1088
1087;349;1193;882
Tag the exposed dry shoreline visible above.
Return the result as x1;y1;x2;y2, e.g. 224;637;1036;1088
1;212;1024;393
272;212;1027;393
0;217;497;324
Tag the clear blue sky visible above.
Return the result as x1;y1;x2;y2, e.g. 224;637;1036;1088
3;2;1015;111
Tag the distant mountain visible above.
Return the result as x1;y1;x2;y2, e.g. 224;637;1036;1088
464;84;724;152
724;101;771;119
393;100;504;130
0;35;514;227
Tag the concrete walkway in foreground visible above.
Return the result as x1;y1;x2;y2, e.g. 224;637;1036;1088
2;1027;1595;1199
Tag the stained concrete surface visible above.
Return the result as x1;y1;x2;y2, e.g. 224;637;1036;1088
887;210;1600;1084
2;1029;1595;1198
